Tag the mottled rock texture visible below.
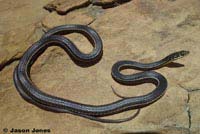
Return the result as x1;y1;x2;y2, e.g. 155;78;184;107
0;0;52;71
0;0;200;134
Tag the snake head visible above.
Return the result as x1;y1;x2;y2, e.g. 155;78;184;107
168;50;190;61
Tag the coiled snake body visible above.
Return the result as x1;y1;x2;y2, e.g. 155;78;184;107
13;24;189;123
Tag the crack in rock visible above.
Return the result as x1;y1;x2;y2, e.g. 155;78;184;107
179;84;200;93
179;85;196;134
41;22;49;32
41;15;96;30
0;24;46;72
186;92;191;130
164;125;190;134
43;0;132;15
187;88;200;92
87;18;96;26
0;57;21;71
177;15;200;28
179;85;200;134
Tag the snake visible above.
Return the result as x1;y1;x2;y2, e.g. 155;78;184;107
13;24;189;123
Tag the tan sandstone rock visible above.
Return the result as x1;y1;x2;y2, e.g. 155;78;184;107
0;0;52;70
42;5;103;29
44;0;90;14
0;0;200;134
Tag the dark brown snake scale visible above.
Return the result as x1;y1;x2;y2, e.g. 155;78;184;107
13;24;189;123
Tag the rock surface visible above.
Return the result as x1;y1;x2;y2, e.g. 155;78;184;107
43;0;128;14
0;0;52;70
0;0;200;134
44;0;90;14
